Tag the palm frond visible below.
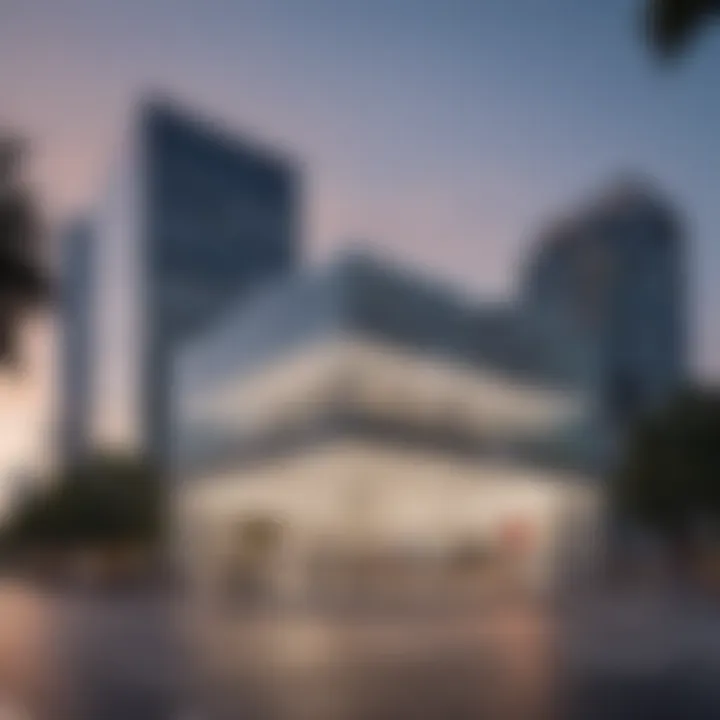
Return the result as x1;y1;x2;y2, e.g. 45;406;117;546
645;0;720;57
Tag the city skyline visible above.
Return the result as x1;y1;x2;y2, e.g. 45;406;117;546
1;0;719;379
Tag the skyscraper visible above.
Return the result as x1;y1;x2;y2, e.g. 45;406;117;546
64;97;300;467
58;219;94;466
523;179;685;433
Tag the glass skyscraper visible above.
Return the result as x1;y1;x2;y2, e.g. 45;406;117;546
61;97;300;467
58;218;94;466
523;179;685;433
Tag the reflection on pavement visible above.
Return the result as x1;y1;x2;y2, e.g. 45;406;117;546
1;582;720;719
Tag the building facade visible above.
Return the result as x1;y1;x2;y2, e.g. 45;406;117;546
64;97;300;466
173;253;601;601
58;219;94;466
523;180;685;440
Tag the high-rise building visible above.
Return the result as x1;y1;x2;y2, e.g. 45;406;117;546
64;97;300;466
522;179;685;433
58;219;94;466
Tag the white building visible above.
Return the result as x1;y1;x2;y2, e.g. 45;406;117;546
173;253;603;602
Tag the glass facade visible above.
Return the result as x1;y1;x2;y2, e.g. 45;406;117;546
69;98;299;465
523;181;685;431
58;219;94;465
173;254;601;598
173;253;590;482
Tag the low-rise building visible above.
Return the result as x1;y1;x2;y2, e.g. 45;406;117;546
172;252;603;601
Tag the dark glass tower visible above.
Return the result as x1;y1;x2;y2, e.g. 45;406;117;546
523;179;685;433
71;97;300;467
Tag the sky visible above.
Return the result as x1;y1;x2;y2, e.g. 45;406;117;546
1;0;720;380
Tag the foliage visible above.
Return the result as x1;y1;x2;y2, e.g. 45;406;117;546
644;0;720;58
0;137;48;364
613;387;720;539
3;453;164;550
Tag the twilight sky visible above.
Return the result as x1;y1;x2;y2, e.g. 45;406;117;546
2;0;720;379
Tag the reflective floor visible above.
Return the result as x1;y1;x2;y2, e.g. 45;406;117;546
1;581;720;720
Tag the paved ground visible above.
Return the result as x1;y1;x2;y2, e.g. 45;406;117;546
1;582;720;719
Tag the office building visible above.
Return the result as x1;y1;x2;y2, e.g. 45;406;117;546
173;252;601;600
58;219;94;466
63;97;300;465
523;179;685;435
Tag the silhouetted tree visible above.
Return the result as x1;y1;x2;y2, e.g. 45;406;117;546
645;0;720;57
4;453;163;549
613;387;720;541
0;138;47;365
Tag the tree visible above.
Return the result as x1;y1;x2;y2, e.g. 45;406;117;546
0;137;47;365
645;0;720;58
3;453;164;550
613;387;720;541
